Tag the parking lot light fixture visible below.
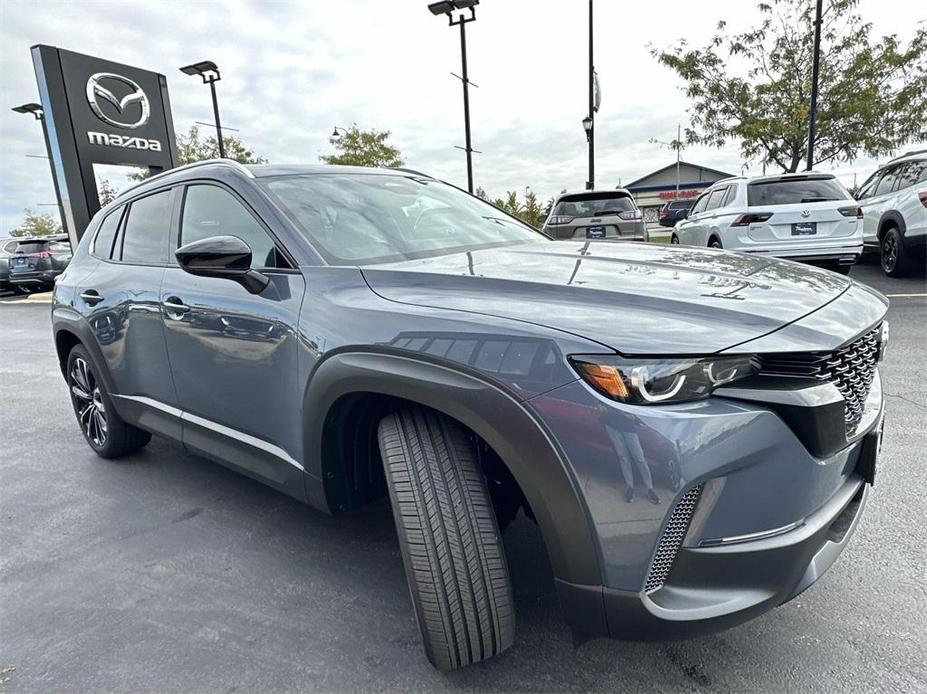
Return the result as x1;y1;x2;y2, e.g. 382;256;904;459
331;126;349;139
428;0;479;193
179;60;226;159
13;102;44;120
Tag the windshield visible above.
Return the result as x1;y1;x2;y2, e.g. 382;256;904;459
265;173;544;265
552;192;635;217
748;177;851;206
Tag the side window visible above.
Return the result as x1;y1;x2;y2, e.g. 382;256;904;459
721;184;738;207
92;207;123;259
874;166;899;196
181;185;282;269
896;161;927;191
690;193;709;216
120;190;173;264
704;187;727;211
3;240;19;253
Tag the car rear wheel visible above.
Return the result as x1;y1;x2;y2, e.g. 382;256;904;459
881;227;912;277
670;234;680;244
377;407;514;670
67;345;151;458
708;237;723;249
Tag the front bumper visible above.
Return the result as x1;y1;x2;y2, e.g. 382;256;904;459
557;473;868;641
527;363;883;642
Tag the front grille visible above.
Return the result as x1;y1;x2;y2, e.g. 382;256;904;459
644;485;703;593
760;324;882;435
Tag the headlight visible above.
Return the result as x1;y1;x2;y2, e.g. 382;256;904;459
569;355;760;405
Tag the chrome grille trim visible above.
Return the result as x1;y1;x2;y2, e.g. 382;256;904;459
759;324;882;436
644;484;703;593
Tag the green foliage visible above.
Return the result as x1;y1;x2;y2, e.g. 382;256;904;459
484;189;546;228
320;125;404;168
129;124;267;180
10;209;62;237
652;0;927;171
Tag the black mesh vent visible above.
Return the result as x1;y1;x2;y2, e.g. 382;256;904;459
644;485;703;593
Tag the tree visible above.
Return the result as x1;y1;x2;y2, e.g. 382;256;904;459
97;179;118;206
320;125;404;168
652;0;927;172
10;209;62;237
129;124;267;180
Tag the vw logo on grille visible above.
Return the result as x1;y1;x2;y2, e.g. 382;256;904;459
85;72;150;129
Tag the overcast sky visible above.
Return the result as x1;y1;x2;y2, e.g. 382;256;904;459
0;0;922;235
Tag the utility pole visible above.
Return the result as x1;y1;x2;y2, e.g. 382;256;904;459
587;0;595;190
675;122;681;197
806;0;823;171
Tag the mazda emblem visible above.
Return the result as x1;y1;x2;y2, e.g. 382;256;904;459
85;72;150;129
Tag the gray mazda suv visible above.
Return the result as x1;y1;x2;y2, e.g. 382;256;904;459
52;161;887;670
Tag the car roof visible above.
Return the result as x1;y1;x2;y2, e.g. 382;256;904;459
112;160;433;204
553;188;633;202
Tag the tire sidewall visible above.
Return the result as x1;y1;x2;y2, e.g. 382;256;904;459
66;345;116;456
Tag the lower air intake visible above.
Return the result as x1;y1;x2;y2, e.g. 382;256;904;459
644;484;703;593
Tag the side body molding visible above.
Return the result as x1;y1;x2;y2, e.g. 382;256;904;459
302;349;603;586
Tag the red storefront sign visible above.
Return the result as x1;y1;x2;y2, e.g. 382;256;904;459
658;189;701;200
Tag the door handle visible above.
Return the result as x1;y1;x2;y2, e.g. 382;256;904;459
162;296;190;319
79;290;103;306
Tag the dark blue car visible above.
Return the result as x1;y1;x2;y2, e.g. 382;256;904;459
52;160;888;670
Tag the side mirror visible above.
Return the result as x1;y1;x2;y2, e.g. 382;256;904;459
175;235;269;294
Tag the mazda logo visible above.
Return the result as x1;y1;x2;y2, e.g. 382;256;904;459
85;72;150;129
801;209;811;218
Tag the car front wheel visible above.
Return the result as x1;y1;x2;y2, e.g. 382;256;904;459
881;227;912;277
67;345;151;458
378;407;514;670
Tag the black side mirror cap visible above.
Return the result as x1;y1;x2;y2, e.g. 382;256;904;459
175;235;269;294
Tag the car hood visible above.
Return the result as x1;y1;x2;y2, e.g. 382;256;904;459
360;240;852;354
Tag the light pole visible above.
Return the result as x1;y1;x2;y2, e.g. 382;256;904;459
428;0;479;193
331;126;349;138
179;60;226;159
806;0;823;171
585;0;595;190
12;102;65;230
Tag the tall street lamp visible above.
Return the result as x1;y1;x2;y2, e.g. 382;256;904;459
805;0;823;171
180;60;226;159
585;0;596;190
12;102;65;229
428;0;479;193
331;126;349;138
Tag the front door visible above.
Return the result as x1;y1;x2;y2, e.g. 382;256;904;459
160;183;305;492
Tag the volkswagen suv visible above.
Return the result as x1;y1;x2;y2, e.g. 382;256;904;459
672;173;863;273
52;160;887;670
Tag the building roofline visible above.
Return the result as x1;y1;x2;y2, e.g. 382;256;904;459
625;160;736;189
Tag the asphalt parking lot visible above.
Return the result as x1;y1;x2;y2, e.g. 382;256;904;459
1;262;925;693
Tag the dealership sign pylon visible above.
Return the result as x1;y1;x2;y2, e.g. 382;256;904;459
31;45;178;246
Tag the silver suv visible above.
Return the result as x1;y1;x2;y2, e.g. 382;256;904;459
856;150;927;276
542;188;647;242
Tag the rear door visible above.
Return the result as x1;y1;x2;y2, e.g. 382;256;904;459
893;159;927;234
77;189;179;437
744;176;857;245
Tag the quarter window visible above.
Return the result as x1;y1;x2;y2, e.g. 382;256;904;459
92;208;122;259
181;185;283;269
120;190;173;264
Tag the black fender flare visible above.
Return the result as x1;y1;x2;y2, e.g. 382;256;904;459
877;210;906;240
302;348;603;586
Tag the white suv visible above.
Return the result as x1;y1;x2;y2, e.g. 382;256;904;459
855;151;927;277
672;172;862;274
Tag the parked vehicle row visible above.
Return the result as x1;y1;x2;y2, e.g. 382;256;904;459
0;234;72;293
658;198;696;227
54;160;887;670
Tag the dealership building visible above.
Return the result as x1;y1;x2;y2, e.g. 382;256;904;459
624;161;735;225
